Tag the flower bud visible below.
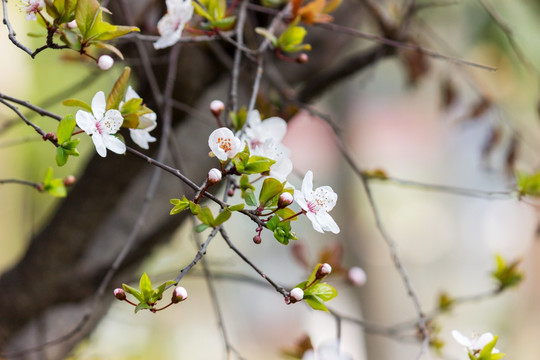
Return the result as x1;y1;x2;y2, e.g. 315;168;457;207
317;263;332;278
347;266;367;286
289;287;304;302
171;286;188;303
97;55;114;70
253;235;261;244
207;168;222;184
228;188;235;196
63;175;76;187
296;53;309;64
210;100;225;117
278;192;293;208
67;20;77;29
113;288;126;301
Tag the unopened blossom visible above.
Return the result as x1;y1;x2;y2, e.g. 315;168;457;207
290;287;304;302
123;87;157;149
452;330;500;356
294;171;339;234
75;91;126;157
347;267;367;286
67;19;77;29
319;263;332;276
171;286;188;303
302;339;353;360
153;0;194;50
207;168;222;184
20;0;44;21
278;192;294;208
113;288;126;300
210;100;225;117
97;55;114;70
208;127;242;161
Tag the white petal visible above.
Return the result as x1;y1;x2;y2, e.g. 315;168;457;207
452;330;472;348
101;109;124;133
103;134;126;154
130;128;156;149
306;211;324;233
124;86;139;102
316;211;340;234
301;171;314;200
270;158;293;182
92;134;107;157
91;91;106;120
75;110;97;135
247;110;262;126
314;186;338;212
259;116;287;142
474;333;495;350
138;113;157;130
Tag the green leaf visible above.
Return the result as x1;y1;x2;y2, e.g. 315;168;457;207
229;203;245;211
192;1;212;21
266;214;280;230
196;223;210;233
213;208;232;226
75;0;100;39
306;283;337;302
477;336;504;360
57;114;76;143
62;139;81;155
197;206;215;226
139;272;153;300
492;254;523;290
244;189;257;206
121;98;143;115
56;147;68;167
255;27;278;47
93;41;125;60
62;99;92;112
259;178;283;206
276;207;297;221
42;167;67;197
170;196;190;215
517;170;540;196
306;263;321;286
303;294;329;312
212;16;236;30
92;25;140;41
244;155;276;174
278;21;311;53
134;302;153;313
107;67;131;110
230;106;247;132
189;201;201;215
122;283;145;303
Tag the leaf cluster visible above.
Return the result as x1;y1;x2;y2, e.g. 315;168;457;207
492;254;523;291
122;273;176;313
56;114;80;166
41;167;67;197
295;263;337;312
469;336;505;360
193;0;236;30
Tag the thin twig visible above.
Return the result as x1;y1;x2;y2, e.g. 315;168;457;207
0;178;41;190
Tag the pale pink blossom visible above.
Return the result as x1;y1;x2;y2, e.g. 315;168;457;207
153;0;194;49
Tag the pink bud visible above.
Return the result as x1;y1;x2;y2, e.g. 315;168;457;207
348;266;367;286
172;286;188;303
63;175;76;187
296;53;309;64
67;20;77;29
210;100;225;117
253;235;262;244
97;55;114;70
290;287;304;302
207;168;222;184
113;288;126;300
278;192;293;208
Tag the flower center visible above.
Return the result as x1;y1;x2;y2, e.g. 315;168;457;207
306;200;320;214
216;137;232;153
95;121;105;135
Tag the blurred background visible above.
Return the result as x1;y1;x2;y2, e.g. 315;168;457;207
1;0;540;359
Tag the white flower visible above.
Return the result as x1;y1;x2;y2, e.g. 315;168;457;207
123;87;158;150
452;330;500;356
97;55;114;70
153;0;194;50
208;127;242;161
294;171;339;234
347;267;367;286
302;339;353;360
242;110;292;181
20;0;44;21
75;91;126;157
290;287;304;301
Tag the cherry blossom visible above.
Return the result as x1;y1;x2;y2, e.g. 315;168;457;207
347;267;367;286
75;91;126;157
294;171;339;234
452;330;500;356
171;286;188;303
207;168;222;184
290;287;304;301
20;0;44;21
97;55;114;70
208;127;242;161
153;0;194;50
123;87;157;149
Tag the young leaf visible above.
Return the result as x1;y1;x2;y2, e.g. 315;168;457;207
56;147;68;167
57;114;76;144
197;206;215;226
122;283;145;303
213;208;232;226
266;214;280;231
139;272;153;300
135;302;153;313
75;0;100;39
306;282;337;302
244;189;258;206
303;294;329;312
244;155;276;174
107;67;131;110
62;99;92;112
259;178;283;206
